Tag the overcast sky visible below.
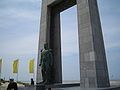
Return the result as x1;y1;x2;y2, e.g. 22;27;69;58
0;0;120;82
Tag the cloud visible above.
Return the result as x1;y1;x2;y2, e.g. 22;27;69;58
0;0;41;56
61;29;79;56
102;27;120;50
0;0;41;3
0;34;39;55
0;8;40;21
105;42;120;49
0;0;41;21
60;5;79;57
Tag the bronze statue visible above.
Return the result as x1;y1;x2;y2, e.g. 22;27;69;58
40;43;53;84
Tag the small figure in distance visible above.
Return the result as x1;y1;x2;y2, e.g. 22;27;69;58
31;78;34;85
7;79;18;90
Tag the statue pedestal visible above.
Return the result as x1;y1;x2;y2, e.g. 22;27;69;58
36;83;120;90
36;83;80;90
36;84;52;90
36;84;45;90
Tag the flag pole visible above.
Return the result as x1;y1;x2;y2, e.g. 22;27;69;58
17;73;18;82
33;68;35;81
0;73;1;83
33;59;35;81
17;59;19;82
0;59;2;82
33;73;34;80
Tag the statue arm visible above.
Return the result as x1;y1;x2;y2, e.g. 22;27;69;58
39;49;43;66
39;54;43;66
49;52;54;66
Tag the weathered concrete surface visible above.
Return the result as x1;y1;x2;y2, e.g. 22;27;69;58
77;0;110;88
18;86;120;90
37;0;110;88
1;86;120;90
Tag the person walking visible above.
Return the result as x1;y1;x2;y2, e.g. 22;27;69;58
7;79;18;90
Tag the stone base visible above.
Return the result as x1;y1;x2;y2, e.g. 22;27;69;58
36;83;80;90
18;86;120;90
36;84;46;90
36;84;120;90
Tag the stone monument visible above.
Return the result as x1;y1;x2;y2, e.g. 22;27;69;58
37;0;110;88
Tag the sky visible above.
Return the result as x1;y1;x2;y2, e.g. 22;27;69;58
0;0;120;82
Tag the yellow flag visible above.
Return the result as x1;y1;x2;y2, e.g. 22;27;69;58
0;59;2;73
13;59;18;73
29;59;34;73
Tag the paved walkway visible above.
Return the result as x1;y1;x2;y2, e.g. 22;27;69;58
1;86;120;90
18;86;120;90
17;87;80;90
19;87;80;90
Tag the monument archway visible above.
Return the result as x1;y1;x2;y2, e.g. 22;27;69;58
60;5;80;82
37;0;110;88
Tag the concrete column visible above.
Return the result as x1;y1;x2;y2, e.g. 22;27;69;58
36;0;48;83
37;0;62;84
76;0;110;88
49;8;62;83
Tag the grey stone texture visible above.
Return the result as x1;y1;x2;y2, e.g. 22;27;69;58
37;0;110;88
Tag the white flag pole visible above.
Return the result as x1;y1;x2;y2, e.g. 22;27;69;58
17;59;19;82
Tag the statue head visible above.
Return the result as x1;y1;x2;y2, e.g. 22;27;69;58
44;43;48;50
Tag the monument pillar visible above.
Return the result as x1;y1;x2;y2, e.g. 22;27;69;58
37;0;110;88
77;0;110;88
36;0;47;83
36;0;62;83
49;9;62;83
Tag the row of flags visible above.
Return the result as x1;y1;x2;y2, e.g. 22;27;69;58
13;59;34;73
0;59;35;74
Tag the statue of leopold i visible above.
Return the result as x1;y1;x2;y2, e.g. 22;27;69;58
39;43;53;84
